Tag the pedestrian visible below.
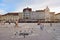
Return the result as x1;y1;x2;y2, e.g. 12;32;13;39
37;20;41;25
15;20;19;27
9;22;10;24
50;23;52;27
40;23;44;30
31;28;33;33
23;34;25;38
14;20;19;35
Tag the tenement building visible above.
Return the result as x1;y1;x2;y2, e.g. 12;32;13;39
23;6;51;21
0;12;23;22
0;6;56;22
55;13;60;21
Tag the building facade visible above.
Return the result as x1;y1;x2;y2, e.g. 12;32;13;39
31;10;45;20
23;6;51;21
0;12;23;22
23;7;32;19
0;6;56;22
44;6;50;21
55;13;60;21
50;12;55;21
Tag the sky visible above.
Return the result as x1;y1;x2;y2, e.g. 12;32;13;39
0;0;60;15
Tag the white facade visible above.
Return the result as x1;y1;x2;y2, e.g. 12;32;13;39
23;7;49;20
45;6;50;21
31;11;45;20
23;8;32;19
24;10;31;19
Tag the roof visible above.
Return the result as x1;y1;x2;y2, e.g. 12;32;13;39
55;13;60;15
5;12;19;16
0;14;2;16
0;15;2;17
57;13;60;14
36;10;45;12
2;15;5;16
23;7;32;12
50;12;55;14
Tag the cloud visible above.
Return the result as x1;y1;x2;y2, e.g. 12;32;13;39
0;0;60;14
0;9;7;15
14;0;60;11
50;7;60;13
13;0;49;11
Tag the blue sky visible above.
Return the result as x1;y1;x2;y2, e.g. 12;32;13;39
0;0;60;14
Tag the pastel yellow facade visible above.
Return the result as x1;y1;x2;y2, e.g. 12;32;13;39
50;12;55;21
0;12;23;22
19;13;23;19
55;13;60;21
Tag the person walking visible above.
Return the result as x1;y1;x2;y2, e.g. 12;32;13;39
37;20;41;25
40;23;44;30
14;20;19;29
50;23;52;27
14;20;19;35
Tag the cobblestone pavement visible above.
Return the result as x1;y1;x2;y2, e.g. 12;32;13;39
0;23;59;40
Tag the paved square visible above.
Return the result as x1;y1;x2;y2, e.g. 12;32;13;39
0;23;60;40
